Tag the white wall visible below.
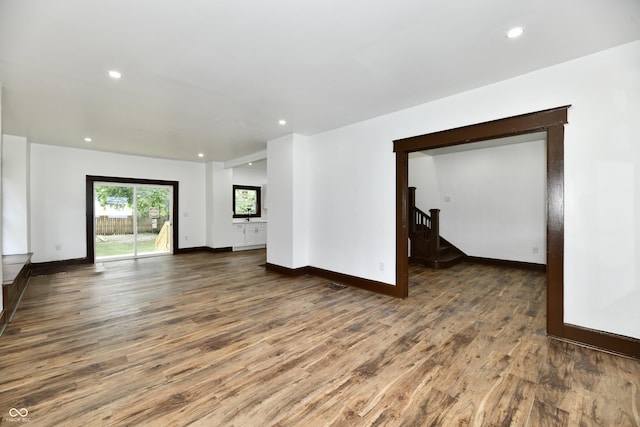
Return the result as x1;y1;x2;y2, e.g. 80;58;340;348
302;40;640;338
408;141;546;264
205;161;268;249
291;135;309;268
232;163;267;188
408;152;442;216
308;122;397;283
430;140;546;264
267;134;309;269
30;144;206;262
232;161;268;220
2;135;30;254
205;161;234;249
267;135;294;267
0;86;3;310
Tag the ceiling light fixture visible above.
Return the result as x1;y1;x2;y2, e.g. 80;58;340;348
198;153;204;158
248;162;253;166
278;119;287;125
506;27;524;39
108;70;122;79
84;137;92;142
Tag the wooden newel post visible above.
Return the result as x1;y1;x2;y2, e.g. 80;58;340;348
408;187;416;232
408;187;416;209
429;208;440;258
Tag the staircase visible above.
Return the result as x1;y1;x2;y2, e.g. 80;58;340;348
408;187;464;269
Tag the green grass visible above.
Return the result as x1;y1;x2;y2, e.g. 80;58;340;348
95;233;164;258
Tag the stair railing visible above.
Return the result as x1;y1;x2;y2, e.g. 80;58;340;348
411;206;431;238
408;187;440;259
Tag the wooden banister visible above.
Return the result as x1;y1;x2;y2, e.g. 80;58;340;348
429;209;440;258
411;206;430;235
408;187;462;269
408;188;442;259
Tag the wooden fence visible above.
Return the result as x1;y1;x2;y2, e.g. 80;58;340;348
95;216;166;235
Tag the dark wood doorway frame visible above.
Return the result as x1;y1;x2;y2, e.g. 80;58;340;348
86;175;179;262
393;106;638;358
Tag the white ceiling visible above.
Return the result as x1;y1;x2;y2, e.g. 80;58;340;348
1;0;639;163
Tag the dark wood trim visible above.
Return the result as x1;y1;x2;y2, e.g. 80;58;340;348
232;185;262;218
546;124;565;337
86;175;180;263
393;106;570;153
2;254;33;326
0;309;6;331
175;246;233;254
30;257;92;269
86;178;95;261
211;247;234;253
203;246;234;254
29;257;92;279
4;278;31;323
307;266;404;297
464;256;546;272
559;324;640;360
394;106;573;347
265;263;403;297
396;151;409;298
265;263;310;277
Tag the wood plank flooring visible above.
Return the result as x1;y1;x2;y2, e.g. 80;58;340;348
1;250;638;426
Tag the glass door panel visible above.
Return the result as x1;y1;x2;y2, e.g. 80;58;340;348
94;183;172;260
135;186;171;255
94;184;135;258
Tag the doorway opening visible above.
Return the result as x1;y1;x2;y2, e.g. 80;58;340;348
408;132;547;268
86;176;179;262
94;183;172;259
393;106;569;338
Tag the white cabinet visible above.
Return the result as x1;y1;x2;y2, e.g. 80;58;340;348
233;224;247;247
245;223;267;246
233;222;267;249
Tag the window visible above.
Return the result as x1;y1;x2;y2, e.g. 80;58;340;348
233;185;261;218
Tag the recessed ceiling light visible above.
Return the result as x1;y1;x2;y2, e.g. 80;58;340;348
198;153;204;158
108;70;122;79
84;137;92;142
248;162;253;166
506;27;524;39
278;119;287;125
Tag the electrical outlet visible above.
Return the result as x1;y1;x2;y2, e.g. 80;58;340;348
185;235;189;241
55;244;62;251
444;196;451;203
532;247;539;254
379;262;385;272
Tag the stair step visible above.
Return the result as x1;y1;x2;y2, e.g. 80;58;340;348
409;228;464;270
434;252;462;262
438;244;451;254
425;253;464;269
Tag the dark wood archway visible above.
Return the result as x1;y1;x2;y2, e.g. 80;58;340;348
393;106;638;358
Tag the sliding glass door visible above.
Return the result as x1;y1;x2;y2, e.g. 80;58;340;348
94;183;172;259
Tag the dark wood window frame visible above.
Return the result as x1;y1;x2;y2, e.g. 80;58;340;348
393;106;639;358
86;175;179;261
232;185;262;219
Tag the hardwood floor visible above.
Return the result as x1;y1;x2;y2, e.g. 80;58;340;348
1;250;638;426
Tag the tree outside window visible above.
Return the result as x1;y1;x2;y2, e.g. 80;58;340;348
233;185;261;218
